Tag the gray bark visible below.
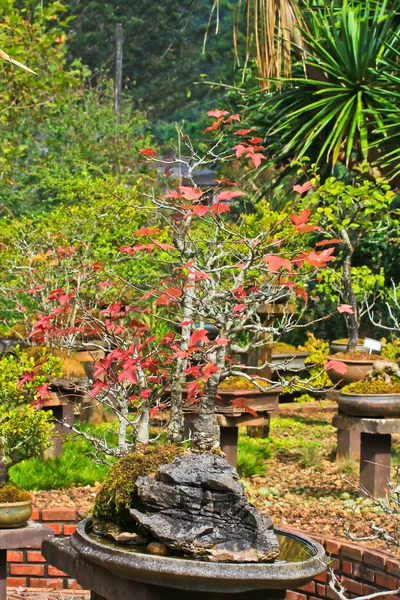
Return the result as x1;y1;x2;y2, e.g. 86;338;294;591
342;249;359;352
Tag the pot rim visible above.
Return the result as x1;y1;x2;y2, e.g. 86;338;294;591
271;351;310;357
73;517;327;579
339;392;400;398
327;355;376;365
0;499;32;508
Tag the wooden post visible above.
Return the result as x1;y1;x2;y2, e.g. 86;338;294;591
114;23;123;124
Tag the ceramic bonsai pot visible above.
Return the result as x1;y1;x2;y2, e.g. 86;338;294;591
336;392;400;417
326;356;375;387
0;500;32;528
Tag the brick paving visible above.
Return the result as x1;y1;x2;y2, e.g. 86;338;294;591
7;589;89;600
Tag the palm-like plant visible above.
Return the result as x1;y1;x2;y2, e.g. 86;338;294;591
243;0;400;172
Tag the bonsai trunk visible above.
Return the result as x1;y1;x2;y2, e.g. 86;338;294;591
342;248;359;352
136;400;150;445
192;347;226;450
0;439;8;488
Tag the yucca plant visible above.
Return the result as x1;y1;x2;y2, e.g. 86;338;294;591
244;0;400;172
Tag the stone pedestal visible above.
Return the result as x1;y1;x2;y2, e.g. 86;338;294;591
0;522;53;600
333;414;400;497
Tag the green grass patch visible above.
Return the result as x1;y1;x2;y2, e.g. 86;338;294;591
237;436;273;477
10;435;111;491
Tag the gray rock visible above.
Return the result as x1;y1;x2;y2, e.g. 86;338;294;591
130;453;279;563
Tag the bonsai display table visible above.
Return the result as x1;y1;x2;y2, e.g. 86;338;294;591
332;414;400;497
0;521;53;600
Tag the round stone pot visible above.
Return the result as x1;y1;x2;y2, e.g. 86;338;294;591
336;392;400;417
326;356;375;387
0;500;32;528
271;352;310;372
70;518;326;594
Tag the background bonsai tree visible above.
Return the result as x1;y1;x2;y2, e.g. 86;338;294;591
297;163;397;352
0;348;59;489
25;111;348;456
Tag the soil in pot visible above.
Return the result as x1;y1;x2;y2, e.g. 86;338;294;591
0;483;32;528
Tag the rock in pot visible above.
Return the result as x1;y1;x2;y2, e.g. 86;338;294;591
130;453;279;563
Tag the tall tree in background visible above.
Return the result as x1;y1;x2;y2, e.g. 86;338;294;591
61;0;237;136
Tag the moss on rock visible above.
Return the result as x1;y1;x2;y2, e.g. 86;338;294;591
93;443;182;527
0;483;31;503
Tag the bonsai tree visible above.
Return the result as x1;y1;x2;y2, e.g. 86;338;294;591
25;110;347;455
0;348;59;490
297;163;397;352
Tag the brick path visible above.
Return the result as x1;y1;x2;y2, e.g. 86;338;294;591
7;589;90;600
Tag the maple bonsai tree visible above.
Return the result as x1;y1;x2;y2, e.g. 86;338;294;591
21;110;348;455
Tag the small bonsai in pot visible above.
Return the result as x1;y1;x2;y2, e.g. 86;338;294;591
297;164;396;384
0;349;58;526
337;360;400;417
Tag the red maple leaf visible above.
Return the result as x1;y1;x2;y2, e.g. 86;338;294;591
337;304;355;314
139;148;156;158
233;303;246;313
290;210;312;228
164;287;182;298
233;144;248;158
189;329;209;347
183;205;211;218
211;202;230;215
325;360;347;375
91;379;108;398
202;362;220;379
224;113;240;123
293;181;313;195
214;337;230;346
315;239;342;247
118;369;139;385
118;246;135;255
231;397;258;417
18;371;36;390
207;109;230;118
179;186;203;201
234;128;255;135
306;247;335;267
150;407;159;419
204;117;225;133
295;287;309;302
217;190;245;201
134;227;160;236
263;255;292;272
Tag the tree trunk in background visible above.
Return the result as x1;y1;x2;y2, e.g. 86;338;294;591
342;251;359;352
